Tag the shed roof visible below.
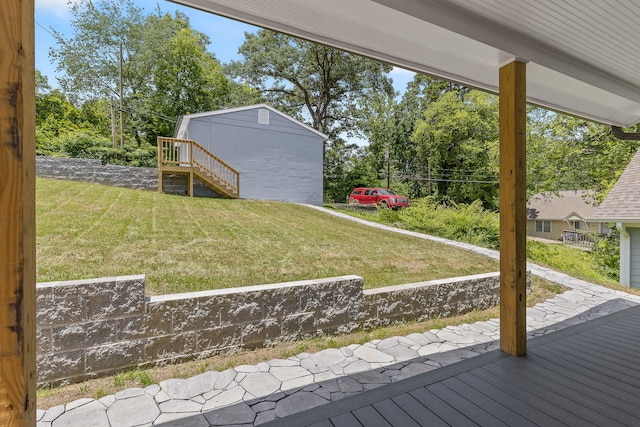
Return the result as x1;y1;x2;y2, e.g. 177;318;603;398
591;150;640;222
526;190;597;222
170;0;640;127
174;104;328;140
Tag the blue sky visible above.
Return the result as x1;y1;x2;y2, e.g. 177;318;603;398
34;0;415;95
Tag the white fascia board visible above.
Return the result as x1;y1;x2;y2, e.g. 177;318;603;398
182;104;328;140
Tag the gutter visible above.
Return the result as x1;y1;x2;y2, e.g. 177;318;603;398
612;126;640;140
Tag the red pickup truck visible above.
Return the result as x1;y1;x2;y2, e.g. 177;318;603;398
348;187;411;209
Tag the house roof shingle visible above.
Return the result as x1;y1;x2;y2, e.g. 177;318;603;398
526;190;597;221
592;149;640;221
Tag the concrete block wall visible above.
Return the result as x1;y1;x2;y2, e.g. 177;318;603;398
36;272;517;386
37;276;147;386
362;272;512;328
36;156;158;191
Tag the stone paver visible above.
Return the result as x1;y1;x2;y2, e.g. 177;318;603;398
38;208;640;426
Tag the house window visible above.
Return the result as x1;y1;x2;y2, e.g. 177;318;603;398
535;220;551;233
258;109;270;125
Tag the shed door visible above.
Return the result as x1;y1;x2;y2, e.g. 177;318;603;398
629;228;640;288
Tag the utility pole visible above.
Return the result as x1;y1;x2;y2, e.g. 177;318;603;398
385;149;390;189
110;98;117;158
119;42;125;152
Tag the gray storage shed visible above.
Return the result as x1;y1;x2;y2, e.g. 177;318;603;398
174;104;326;205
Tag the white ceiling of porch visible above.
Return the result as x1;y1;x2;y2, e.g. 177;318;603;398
169;0;640;127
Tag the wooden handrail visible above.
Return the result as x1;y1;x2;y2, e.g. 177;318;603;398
157;137;239;197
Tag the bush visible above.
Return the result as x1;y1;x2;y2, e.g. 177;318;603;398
383;198;500;249
590;235;620;280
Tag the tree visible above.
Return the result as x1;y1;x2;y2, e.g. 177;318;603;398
526;108;640;201
132;12;233;141
230;29;394;140
229;30;394;200
49;1;238;145
359;74;472;199
410;90;499;208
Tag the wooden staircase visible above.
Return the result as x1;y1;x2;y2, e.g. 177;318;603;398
157;137;239;198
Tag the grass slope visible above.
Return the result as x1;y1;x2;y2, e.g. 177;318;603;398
36;179;498;295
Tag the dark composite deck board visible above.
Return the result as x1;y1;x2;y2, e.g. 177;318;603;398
497;356;640;423
467;366;596;426
455;371;561;426
544;339;640;382
486;360;628;427
440;376;538;427
524;353;640;408
409;386;478;427
579;327;640;356
371;399;421;427
562;333;640;365
542;339;640;381
427;381;509;427
390;393;449;427
593;318;640;337
532;345;640;391
603;314;640;332
484;364;609;426
309;421;333;427
470;368;596;426
586;328;640;354
352;406;391;427
329;412;362;427
264;306;640;426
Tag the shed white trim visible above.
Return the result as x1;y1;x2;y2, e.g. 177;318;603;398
174;104;328;140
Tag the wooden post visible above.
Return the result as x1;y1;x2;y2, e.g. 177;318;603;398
157;138;163;194
0;0;37;425
188;141;193;197
499;60;527;356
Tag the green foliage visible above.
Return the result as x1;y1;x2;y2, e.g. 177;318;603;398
590;234;620;280
372;198;500;249
410;90;499;209
360;75;475;202
50;1;239;146
113;369;155;388
527;107;640;200
526;239;617;286
229;29;393;141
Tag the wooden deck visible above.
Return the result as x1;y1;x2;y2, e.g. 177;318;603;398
267;305;640;426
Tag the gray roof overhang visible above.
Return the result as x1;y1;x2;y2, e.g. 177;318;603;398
169;0;640;127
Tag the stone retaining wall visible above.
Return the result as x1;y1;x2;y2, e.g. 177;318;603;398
36;156;158;191
36;272;521;386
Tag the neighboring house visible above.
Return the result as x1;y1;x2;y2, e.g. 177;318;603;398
173;104;327;205
526;190;603;241
592;149;640;288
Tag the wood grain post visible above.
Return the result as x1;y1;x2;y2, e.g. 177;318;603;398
499;60;527;356
188;141;193;197
0;0;37;425
157;138;163;194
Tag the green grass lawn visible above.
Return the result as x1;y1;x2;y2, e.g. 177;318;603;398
36;179;499;295
335;205;623;289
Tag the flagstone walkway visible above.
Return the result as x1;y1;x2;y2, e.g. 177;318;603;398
37;206;640;426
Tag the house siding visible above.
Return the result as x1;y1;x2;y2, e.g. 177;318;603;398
526;219;600;241
182;107;324;205
629;228;640;288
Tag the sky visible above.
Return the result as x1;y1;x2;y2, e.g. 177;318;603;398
34;0;416;94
